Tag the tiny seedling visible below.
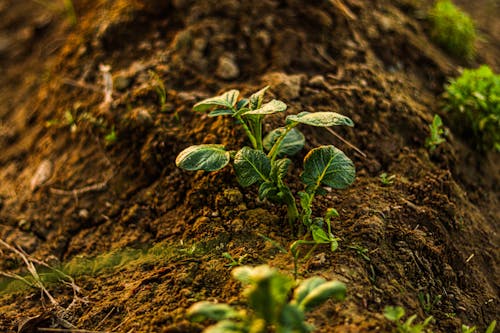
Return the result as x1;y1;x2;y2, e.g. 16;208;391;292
148;70;169;113
425;114;447;152
444;65;500;151
187;265;346;333
384;306;433;333
429;0;476;60
462;320;497;333
379;172;396;186
222;252;248;268
176;87;355;243
418;292;441;314
104;126;117;144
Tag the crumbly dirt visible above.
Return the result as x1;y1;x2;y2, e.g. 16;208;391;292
0;0;498;332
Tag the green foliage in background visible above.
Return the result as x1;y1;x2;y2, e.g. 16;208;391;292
429;0;476;60
384;306;433;333
188;265;346;333
444;65;500;151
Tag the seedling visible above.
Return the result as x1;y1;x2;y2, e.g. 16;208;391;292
418;292;441;314
425;114;447;152
462;320;497;333
104;126;117;144
187;265;346;333
384;306;433;333
290;208;340;279
148;70;169;113
222;252;247;268
176;87;355;241
444;65;500;151
429;0;476;60
379;173;396;186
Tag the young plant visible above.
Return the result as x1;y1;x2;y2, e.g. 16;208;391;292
176;87;355;239
379;172;396;186
290;208;340;279
148;70;169;112
222;252;248;268
462;320;497;333
425;114;447;152
418;292;441;314
384;306;433;333
444;65;500;151
429;0;476;60
187;265;346;333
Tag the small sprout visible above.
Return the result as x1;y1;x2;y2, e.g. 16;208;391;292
418;292;441;314
384;306;433;333
148;70;168;112
379;172;396;186
462;320;497;333
425;114;447;152
104;126;117;144
222;252;247;268
187;265;346;333
429;0;476;60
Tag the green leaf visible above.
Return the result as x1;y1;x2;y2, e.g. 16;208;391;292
236;98;249;110
187;302;238;322
287;111;354;127
279;304;311;333
301;146;355;190
485;320;497;333
234;147;271;187
292;277;326;305
208;109;235;117
270;158;291;184
263;128;305;157
298;281;346;312
176;144;230;171
193;90;240;112
244;99;287;115
258;181;278;200
311;225;330;243
249;86;270;110
384;306;405;322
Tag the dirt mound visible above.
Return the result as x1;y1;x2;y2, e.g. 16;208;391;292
0;0;498;332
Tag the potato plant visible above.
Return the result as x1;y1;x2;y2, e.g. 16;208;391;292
188;265;346;333
175;87;355;241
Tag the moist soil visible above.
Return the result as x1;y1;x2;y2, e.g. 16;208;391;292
0;0;498;332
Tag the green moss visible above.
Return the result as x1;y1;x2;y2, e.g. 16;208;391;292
444;65;500;151
0;240;207;295
429;0;476;60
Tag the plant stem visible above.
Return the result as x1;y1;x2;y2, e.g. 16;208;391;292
236;115;258;149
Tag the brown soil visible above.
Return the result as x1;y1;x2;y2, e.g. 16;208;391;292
0;0;498;332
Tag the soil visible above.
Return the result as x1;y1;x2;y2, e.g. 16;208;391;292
0;0;498;332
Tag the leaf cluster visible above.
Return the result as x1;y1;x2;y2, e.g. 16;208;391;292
444;65;500;151
425;114;447;152
188;265;346;333
429;0;476;60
